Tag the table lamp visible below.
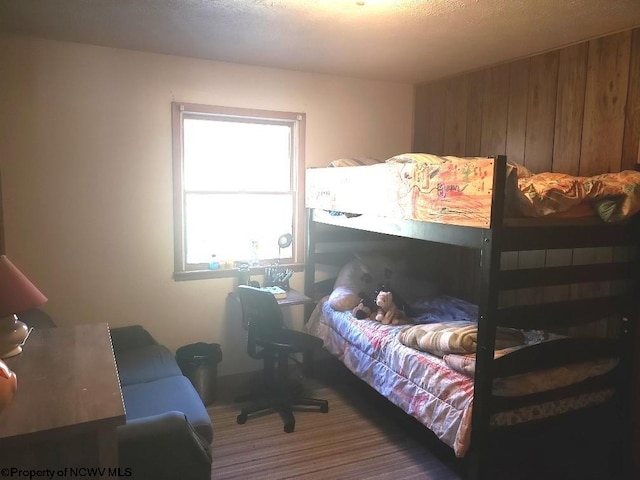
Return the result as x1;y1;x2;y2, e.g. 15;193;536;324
0;255;48;358
277;233;293;263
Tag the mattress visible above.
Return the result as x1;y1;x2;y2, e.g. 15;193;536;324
305;153;640;228
306;297;615;457
306;155;495;228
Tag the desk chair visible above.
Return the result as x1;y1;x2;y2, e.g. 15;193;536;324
236;285;328;433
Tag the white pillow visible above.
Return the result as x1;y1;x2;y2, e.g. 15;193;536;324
328;254;406;311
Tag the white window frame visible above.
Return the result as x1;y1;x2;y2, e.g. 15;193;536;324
171;102;306;280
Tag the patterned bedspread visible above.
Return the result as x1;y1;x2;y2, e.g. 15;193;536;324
306;154;640;229
512;169;640;222
306;297;615;457
391;153;640;222
306;298;476;457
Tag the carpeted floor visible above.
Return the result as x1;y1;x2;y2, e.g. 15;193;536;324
207;358;630;480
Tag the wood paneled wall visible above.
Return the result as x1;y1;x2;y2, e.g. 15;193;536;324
414;27;640;470
414;29;640;174
0;169;4;255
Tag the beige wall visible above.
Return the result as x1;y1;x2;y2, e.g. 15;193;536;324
0;34;413;376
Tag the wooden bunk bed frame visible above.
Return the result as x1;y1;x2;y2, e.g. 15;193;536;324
304;154;640;479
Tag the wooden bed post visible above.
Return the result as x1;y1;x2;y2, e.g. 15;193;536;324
467;155;507;480
622;216;640;474
0;169;4;255
304;208;316;322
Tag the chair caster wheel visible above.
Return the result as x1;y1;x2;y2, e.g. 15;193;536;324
237;414;247;425
284;422;295;433
321;404;329;413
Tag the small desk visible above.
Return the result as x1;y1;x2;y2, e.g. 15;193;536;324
276;288;313;307
0;323;125;478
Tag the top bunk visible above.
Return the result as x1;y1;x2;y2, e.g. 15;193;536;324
305;154;640;251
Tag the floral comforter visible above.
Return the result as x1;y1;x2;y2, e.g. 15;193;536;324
508;167;640;222
306;297;477;457
306;296;615;457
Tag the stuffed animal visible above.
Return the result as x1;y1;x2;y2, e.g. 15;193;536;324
374;289;405;325
352;291;377;320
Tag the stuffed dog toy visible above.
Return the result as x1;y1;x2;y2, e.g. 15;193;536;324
374;290;406;325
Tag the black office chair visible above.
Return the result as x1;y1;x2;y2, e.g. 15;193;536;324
236;285;329;433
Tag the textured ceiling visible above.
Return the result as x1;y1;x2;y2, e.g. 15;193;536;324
1;0;640;83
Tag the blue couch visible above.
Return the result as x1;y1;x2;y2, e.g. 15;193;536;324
110;325;213;480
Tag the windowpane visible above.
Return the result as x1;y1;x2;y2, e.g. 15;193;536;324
183;119;291;192
185;193;294;264
173;103;304;276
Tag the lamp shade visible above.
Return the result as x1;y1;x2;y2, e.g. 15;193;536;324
0;256;48;317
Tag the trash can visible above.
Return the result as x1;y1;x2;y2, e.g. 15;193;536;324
176;342;222;405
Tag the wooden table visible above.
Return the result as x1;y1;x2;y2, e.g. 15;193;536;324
0;323;125;478
276;288;313;307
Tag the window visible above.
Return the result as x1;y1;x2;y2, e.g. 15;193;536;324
172;103;305;279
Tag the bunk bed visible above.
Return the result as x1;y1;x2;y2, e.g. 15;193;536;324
303;154;640;479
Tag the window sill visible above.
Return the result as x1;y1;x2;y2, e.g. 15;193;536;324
172;263;304;282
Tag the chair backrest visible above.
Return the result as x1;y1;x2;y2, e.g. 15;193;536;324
237;285;285;359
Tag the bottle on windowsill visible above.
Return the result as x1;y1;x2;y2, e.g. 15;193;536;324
249;240;260;267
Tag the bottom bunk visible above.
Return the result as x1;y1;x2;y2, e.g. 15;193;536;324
303;247;634;478
306;296;619;459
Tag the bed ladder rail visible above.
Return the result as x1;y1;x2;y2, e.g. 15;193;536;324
501;221;639;251
497;262;635;290
489;370;619;414
495;296;633;330
491;336;621;377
